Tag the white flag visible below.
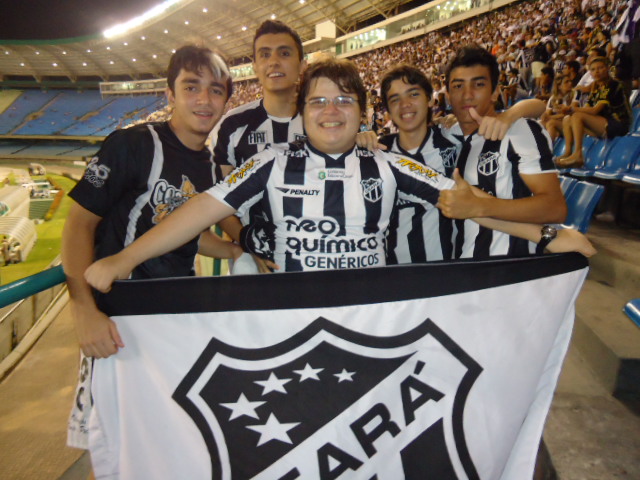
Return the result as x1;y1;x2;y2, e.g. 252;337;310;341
89;254;588;480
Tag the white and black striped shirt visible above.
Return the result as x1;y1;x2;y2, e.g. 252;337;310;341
209;99;304;168
447;118;556;259
380;126;459;264
208;141;455;272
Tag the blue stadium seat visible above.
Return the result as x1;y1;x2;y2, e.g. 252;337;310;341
624;298;640;328
559;175;578;197
562;181;605;233
593;136;640;180
631;107;640;135
553;137;565;158
621;155;640;185
570;138;617;177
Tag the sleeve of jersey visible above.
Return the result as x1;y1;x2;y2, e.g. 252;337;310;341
386;153;455;205
206;153;275;217
210;114;235;167
508;119;556;174
68;129;145;218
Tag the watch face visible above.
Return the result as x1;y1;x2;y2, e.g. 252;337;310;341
541;225;557;239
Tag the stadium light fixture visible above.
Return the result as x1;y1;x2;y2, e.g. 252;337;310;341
271;14;276;20
202;8;208;13
104;0;182;38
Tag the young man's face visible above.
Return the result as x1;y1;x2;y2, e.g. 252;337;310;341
385;79;429;136
447;65;497;135
588;60;608;82
167;67;228;150
253;33;305;94
303;76;361;155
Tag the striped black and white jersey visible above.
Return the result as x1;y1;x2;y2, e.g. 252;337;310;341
209;99;304;168
208;141;455;272
70;122;218;280
446;118;556;259
380;126;459;264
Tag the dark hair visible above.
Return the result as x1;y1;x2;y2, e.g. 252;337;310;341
541;66;555;78
167;45;232;99
297;57;366;114
565;60;581;74
588;56;609;68
253;20;304;61
380;64;433;111
445;44;499;91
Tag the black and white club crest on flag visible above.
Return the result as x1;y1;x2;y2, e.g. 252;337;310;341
173;316;482;479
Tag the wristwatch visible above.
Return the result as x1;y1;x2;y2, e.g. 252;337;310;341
536;225;558;254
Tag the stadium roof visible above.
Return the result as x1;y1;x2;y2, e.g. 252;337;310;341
0;0;414;84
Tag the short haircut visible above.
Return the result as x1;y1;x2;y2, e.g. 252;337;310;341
167;45;232;100
297;57;366;114
565;60;581;74
380;64;433;111
253;20;304;61
588;56;609;68
445;44;499;91
541;66;555;80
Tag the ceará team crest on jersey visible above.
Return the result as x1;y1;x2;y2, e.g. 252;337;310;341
173;317;482;479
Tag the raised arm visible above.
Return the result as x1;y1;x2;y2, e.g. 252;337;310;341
85;193;235;293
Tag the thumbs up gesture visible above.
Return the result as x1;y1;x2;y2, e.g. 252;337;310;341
469;107;510;141
437;169;483;219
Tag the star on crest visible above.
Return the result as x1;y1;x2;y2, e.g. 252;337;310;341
293;363;324;382
254;372;292;395
334;369;355;383
246;413;300;446
219;393;265;421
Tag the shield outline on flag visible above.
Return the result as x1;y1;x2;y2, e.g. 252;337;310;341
173;316;482;479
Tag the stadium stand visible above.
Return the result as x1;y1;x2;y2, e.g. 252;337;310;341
0;90;59;134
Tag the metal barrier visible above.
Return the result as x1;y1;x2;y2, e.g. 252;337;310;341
0;264;66;362
0;265;66;309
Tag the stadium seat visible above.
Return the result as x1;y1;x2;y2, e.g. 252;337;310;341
562;181;605;233
569;137;617;177
623;298;640;328
631;107;640;135
593;136;640;180
559;175;578;197
553;137;565;158
621;156;640;186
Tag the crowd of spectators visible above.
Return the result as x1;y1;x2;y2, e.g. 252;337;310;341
137;0;639;139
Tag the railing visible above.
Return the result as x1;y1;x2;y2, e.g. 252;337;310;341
0;264;67;364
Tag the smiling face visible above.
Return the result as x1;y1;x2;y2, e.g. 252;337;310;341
303;77;361;155
167;67;228;150
253;33;305;94
386;79;429;137
447;64;497;135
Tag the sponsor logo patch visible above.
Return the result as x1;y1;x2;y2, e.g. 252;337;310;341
226;159;257;186
174;317;482;479
84;157;111;188
276;187;320;197
248;131;267;145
